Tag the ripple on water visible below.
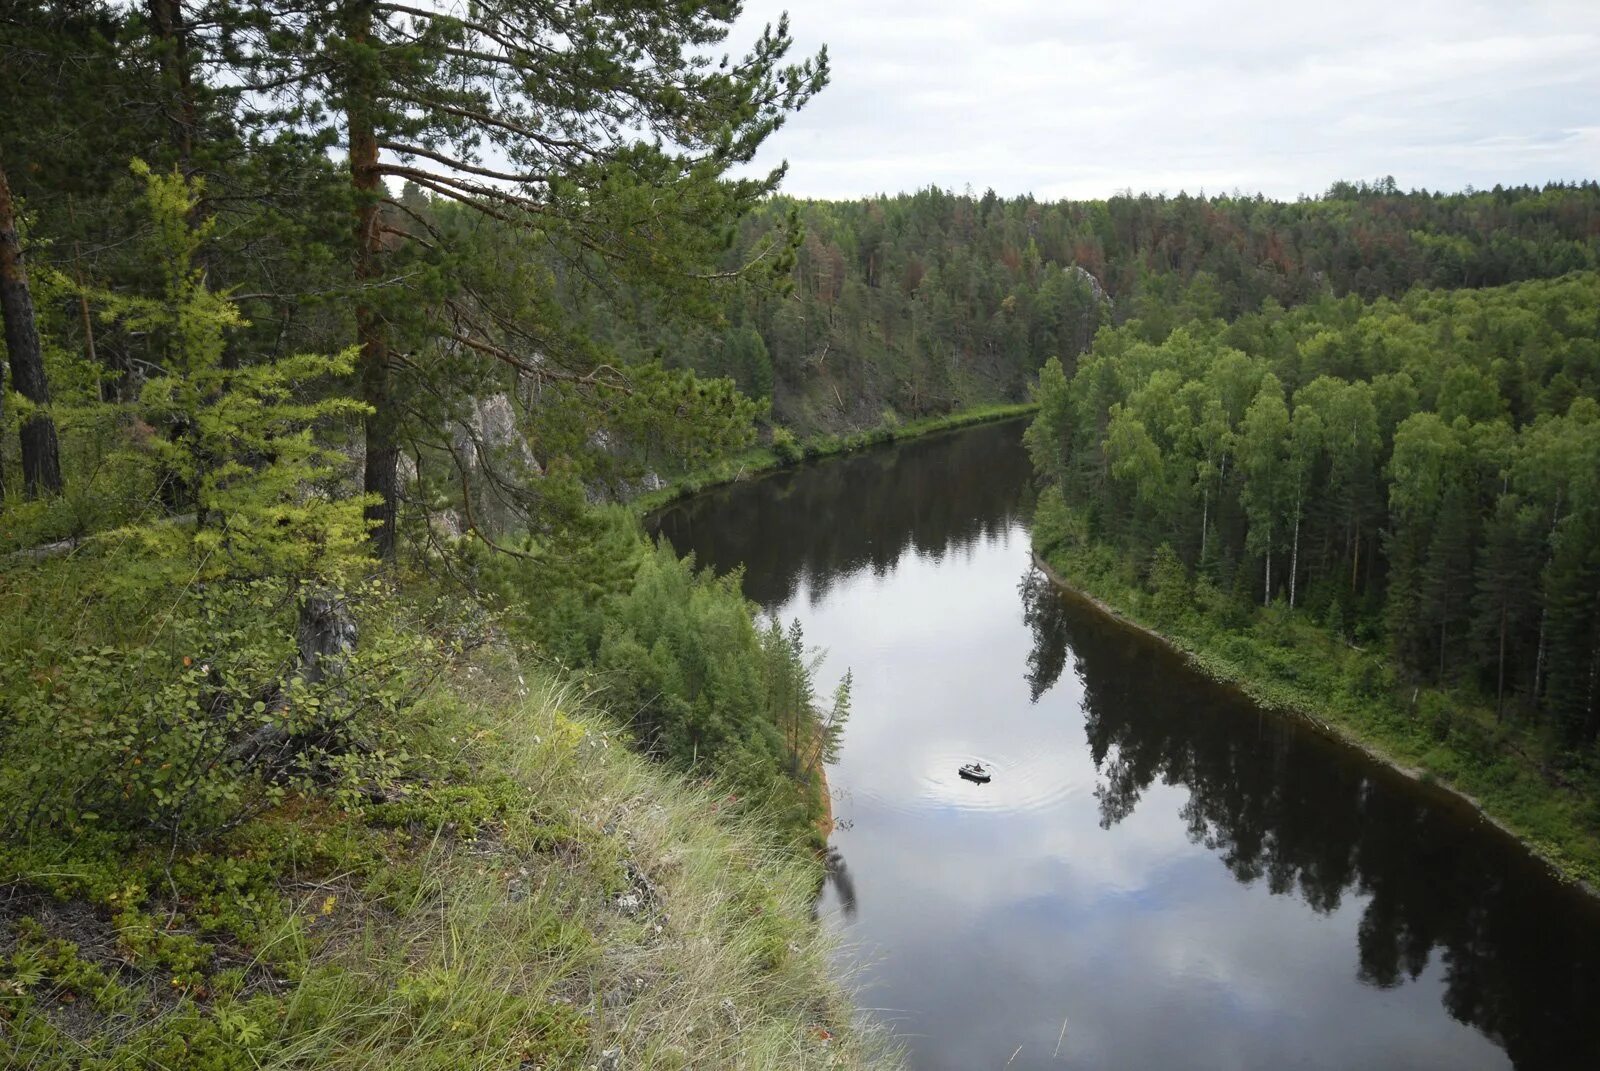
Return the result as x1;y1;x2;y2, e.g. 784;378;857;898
848;749;1084;816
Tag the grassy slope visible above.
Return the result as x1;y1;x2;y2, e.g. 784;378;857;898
1032;489;1600;891
1;628;895;1069
633;403;1038;516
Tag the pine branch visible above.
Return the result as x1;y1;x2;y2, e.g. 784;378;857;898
378;140;552;185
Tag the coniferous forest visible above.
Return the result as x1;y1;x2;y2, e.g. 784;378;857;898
598;184;1600;433
3;2;1600;1069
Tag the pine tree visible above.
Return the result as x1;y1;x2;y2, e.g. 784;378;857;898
1420;483;1477;683
1472;494;1538;719
229;1;828;557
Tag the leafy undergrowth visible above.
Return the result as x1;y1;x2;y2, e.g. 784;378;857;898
632;403;1038;515
1032;490;1600;890
0;641;895;1070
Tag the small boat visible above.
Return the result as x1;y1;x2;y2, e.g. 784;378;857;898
959;762;991;783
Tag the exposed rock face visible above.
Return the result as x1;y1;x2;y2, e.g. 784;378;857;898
370;393;540;540
1067;264;1114;309
451;393;541;478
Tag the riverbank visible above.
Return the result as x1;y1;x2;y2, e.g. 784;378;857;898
1030;517;1600;895
633;402;1038;516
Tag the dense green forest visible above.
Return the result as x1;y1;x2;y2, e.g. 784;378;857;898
1026;271;1600;875
583;183;1600;435
0;3;877;1068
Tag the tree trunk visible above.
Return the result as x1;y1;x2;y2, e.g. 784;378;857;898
1586;602;1600;744
297;588;359;685
1289;499;1301;609
1532;494;1561;711
1440;589;1452;681
0;158;62;497
1534;606;1549;710
1199;487;1209;566
1263;544;1272;607
346;5;398;560
1350;519;1360;594
147;0;198;172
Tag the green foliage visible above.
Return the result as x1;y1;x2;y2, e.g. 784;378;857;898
0;636;890;1071
771;426;804;465
569;182;1600;439
91;163;371;587
0;569;429;842
593;543;842;831
1029;271;1600;885
1030;272;1600;745
1148;543;1191;628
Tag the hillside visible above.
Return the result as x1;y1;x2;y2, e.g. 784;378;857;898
0;560;891;1070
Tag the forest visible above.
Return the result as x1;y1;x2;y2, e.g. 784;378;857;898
0;4;871;1068
1;0;848;823
1027;273;1600;737
1024;271;1600;881
586;182;1600;435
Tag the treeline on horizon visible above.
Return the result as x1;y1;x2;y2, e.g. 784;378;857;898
584;180;1600;435
1027;270;1600;745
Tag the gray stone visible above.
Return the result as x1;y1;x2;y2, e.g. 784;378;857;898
452;393;541;477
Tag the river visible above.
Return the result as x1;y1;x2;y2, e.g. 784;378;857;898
647;418;1600;1070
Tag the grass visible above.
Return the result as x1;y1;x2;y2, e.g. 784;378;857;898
0;617;898;1070
1031;491;1600;892
632;402;1039;515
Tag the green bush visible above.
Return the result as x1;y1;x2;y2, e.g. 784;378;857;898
769;426;803;465
1148;544;1191;628
593;543;844;833
0;576;424;842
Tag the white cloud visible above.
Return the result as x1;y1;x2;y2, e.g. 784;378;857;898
731;0;1600;199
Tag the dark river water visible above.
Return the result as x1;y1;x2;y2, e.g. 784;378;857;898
648;419;1600;1070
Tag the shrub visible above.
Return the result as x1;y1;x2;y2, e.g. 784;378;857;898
769;426;803;465
0;577;425;842
1148;543;1191;628
593;543;842;832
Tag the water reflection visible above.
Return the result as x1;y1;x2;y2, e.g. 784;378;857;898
1026;569;1600;1069
649;420;1034;609
649;419;1600;1070
821;847;859;923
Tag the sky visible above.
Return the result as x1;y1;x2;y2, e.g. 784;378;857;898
730;0;1600;202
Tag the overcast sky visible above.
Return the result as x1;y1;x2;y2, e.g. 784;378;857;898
731;0;1600;201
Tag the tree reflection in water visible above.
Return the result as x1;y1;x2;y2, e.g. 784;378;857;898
655;420;1600;1068
820;847;859;922
1020;564;1600;1068
649;419;1035;609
